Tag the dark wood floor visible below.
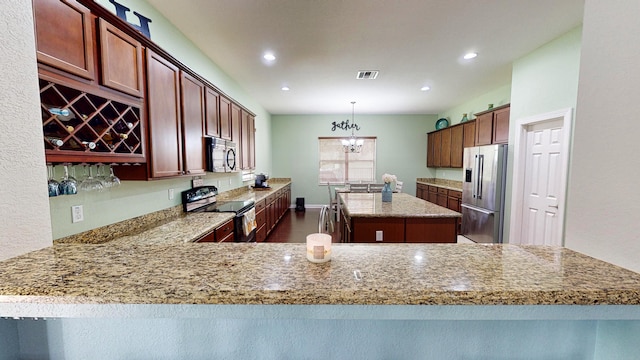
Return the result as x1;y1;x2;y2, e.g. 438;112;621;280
265;208;339;243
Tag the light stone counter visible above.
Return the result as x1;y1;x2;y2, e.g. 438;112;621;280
340;192;461;218
0;243;639;310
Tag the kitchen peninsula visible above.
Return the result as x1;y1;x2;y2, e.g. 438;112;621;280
339;192;461;243
2;232;640;358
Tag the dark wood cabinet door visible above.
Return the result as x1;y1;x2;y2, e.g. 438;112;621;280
426;133;435;167
240;111;256;170
98;19;144;97
204;87;220;137
146;49;183;178
405;218;457;243
219;96;232;140
352;218;405;243
493;107;510;144
463;121;476;148
475;112;494;146
440;127;451;167
432;131;442;167
33;0;96;80
215;219;235;243
450;125;463;168
180;71;206;175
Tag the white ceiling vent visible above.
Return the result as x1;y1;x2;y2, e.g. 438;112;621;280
356;70;379;80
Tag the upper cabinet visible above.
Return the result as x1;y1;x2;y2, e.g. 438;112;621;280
474;104;510;145
427;120;475;168
33;0;96;80
98;19;144;97
145;49;183;178
34;0;256;174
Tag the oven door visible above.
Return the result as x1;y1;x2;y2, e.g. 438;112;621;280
233;206;256;242
205;137;226;172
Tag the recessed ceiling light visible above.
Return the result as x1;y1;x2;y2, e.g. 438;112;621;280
263;53;276;61
463;52;478;60
421;86;431;91
281;86;290;91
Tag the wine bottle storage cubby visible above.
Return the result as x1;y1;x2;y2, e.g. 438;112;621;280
39;79;145;163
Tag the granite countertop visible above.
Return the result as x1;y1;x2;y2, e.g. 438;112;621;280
1;243;639;306
340;192;461;218
55;181;291;245
417;178;463;192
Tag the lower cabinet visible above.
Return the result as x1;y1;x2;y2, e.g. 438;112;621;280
255;199;267;243
417;183;462;213
346;216;457;243
195;218;234;243
264;185;291;239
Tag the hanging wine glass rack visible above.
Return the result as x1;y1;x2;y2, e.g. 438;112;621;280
39;78;145;164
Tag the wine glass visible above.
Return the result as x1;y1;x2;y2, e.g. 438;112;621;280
59;164;77;195
107;166;121;187
96;164;110;187
79;165;104;192
47;164;60;197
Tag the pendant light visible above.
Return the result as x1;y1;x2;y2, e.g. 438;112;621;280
341;101;364;153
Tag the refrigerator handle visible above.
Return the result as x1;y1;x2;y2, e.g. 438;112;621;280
473;155;478;198
477;154;484;199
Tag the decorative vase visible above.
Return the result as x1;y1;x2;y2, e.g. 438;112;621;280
461;113;468;123
381;182;392;202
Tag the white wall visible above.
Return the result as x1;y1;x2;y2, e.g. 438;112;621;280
0;0;52;260
506;26;583;244
564;0;640;272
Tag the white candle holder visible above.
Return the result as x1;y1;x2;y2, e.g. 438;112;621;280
306;233;332;263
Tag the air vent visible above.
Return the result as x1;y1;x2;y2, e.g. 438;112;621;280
356;70;379;80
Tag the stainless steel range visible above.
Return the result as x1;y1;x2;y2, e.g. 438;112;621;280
181;186;256;242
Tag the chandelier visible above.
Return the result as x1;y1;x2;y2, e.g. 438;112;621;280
342;101;364;153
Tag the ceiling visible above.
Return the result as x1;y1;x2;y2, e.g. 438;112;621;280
144;0;584;115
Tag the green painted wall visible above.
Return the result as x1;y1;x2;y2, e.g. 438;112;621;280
49;0;272;239
504;26;582;243
271;114;438;206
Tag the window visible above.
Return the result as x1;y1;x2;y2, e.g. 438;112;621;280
318;137;376;184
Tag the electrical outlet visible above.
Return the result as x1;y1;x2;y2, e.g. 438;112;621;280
376;230;383;241
72;205;84;223
228;178;232;185
168;188;174;200
192;177;204;187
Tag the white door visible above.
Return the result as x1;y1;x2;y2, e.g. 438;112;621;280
509;108;572;246
521;120;563;245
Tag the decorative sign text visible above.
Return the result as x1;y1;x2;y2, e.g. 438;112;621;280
331;119;360;132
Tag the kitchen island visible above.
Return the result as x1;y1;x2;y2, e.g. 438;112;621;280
339;192;461;242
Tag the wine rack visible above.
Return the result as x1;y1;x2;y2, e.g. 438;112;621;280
39;79;145;164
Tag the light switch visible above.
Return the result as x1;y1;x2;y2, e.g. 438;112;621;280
376;231;383;241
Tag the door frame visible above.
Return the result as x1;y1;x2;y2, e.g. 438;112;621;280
509;108;573;245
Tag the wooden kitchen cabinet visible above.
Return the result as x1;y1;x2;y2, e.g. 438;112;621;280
351;218;405;243
241;110;256;170
440;127;452;167
475;104;510;145
33;0;96;81
405;218;457;243
428;185;439;204
204;87;221;137
450;125;463;167
416;183;429;200
98;19;144;97
447;190;462;212
463;120;476;148
215;219;235;243
437;187;449;208
219;96;232;140
143;49;183;178
180;71;206;176
427;121;473;168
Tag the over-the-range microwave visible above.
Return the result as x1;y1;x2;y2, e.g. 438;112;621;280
205;137;237;172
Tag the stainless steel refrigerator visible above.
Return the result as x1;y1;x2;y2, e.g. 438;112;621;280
461;144;508;243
